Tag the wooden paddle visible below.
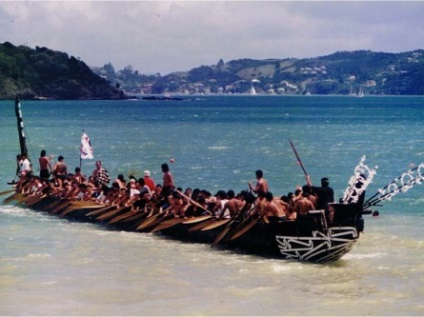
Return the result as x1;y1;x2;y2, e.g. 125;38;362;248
69;201;106;209
16;194;34;206
50;201;72;214
59;205;83;218
109;209;141;224
0;189;16;197
122;211;148;223
229;216;261;240
127;213;153;230
3;192;23;204
211;208;246;247
86;205;115;217
43;198;66;212
201;218;231;231
182;215;212;224
96;205;130;221
149;217;186;233
2;192;22;204
188;218;218;232
175;189;212;215
24;195;47;207
136;213;162;231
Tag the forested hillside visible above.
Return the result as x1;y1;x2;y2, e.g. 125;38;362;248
94;50;424;96
0;42;125;100
1;41;423;99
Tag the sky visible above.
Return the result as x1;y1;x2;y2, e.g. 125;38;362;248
0;1;423;75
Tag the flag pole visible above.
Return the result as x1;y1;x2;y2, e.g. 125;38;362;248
79;129;84;170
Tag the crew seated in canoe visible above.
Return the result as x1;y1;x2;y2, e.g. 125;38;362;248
184;196;209;217
113;174;127;189
293;188;316;218
73;167;87;184
21;175;43;196
213;190;230;219
11;161;334;226
223;190;245;218
166;191;188;218
263;192;287;222
281;195;297;220
75;183;92;201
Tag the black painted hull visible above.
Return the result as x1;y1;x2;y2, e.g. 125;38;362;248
5;195;363;263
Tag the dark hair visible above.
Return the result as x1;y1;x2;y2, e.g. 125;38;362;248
215;190;227;199
321;177;329;186
161;163;169;172
257;190;266;198
58;155;64;161
40;149;46;157
265;192;273;202
227;190;235;199
281;195;289;203
255;169;263;178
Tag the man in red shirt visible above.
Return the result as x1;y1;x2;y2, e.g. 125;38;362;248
143;170;156;192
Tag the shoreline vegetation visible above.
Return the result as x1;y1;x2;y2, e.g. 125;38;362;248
1;41;424;100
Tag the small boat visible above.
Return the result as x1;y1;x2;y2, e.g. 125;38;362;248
3;97;423;263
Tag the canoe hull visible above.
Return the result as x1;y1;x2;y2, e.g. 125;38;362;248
5;195;363;263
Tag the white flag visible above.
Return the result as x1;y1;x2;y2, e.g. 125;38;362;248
80;132;94;159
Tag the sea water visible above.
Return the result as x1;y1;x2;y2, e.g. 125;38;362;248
1;95;424;315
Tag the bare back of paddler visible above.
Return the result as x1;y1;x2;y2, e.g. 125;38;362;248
264;192;287;222
295;193;316;217
223;190;244;218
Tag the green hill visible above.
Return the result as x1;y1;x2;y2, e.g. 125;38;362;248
0;42;128;100
95;50;424;96
2;41;424;98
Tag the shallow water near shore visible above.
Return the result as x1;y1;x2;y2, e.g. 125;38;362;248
1;95;424;315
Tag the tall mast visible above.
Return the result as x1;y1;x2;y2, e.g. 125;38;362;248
14;96;28;158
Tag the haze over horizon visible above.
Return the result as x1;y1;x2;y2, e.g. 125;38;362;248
1;1;423;75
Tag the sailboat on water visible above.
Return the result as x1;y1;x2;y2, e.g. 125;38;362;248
349;86;365;98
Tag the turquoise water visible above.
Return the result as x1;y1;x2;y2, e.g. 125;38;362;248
1;96;424;315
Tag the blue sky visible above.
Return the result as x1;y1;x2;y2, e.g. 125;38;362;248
1;1;423;75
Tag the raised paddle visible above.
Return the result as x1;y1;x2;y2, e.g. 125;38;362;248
289;138;313;192
289;138;309;177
